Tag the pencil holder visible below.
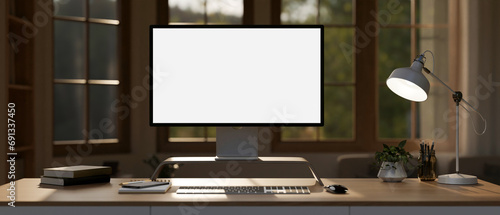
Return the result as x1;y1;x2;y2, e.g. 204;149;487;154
418;151;437;181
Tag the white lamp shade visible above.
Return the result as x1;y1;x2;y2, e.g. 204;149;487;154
386;61;430;102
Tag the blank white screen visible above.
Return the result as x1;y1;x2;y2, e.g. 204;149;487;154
152;27;321;124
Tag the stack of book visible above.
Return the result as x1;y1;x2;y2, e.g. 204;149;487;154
40;165;112;186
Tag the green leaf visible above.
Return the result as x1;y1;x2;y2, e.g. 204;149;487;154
398;140;406;148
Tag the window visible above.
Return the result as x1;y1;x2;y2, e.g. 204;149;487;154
281;0;355;141
52;0;129;155
156;0;244;153
169;0;243;24
274;0;451;152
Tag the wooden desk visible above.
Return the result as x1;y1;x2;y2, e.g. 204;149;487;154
1;178;500;215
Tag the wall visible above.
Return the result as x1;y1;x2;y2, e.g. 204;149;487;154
34;0;55;179
460;0;500;156
0;1;7;185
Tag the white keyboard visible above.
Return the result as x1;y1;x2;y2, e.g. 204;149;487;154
176;186;310;194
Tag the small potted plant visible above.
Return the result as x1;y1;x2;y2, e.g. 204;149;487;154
375;140;413;182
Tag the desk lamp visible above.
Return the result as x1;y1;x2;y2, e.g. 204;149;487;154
386;50;486;185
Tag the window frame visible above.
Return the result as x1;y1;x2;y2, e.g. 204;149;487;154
52;0;130;156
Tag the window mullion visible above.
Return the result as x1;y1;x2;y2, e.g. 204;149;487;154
203;0;208;24
354;1;377;149
84;0;90;144
316;0;320;142
316;0;320;24
410;0;417;140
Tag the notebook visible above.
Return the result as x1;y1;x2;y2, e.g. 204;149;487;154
118;183;171;194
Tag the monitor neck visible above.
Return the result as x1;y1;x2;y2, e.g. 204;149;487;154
215;127;259;161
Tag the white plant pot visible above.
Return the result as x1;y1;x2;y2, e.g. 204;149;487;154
377;161;407;182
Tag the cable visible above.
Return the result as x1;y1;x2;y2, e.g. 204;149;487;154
460;103;487;135
423;50;434;77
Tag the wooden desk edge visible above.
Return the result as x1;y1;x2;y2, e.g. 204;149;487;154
9;201;500;207
1;178;500;207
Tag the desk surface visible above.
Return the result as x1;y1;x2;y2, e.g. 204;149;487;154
2;178;500;206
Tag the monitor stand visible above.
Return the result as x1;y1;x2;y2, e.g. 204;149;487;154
150;156;324;186
149;127;325;186
215;127;259;161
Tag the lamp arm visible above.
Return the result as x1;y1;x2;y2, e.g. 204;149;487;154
423;68;456;95
460;98;480;113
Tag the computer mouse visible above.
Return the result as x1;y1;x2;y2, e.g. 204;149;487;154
325;184;348;194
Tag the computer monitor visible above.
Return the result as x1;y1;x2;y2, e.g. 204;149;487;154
150;25;323;160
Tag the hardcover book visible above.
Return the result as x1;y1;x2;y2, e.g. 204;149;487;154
43;165;112;178
40;175;110;186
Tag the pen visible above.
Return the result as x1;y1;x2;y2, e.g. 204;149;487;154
426;144;430;162
119;180;151;186
119;179;170;186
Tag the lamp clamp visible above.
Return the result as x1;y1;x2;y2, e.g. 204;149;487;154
413;54;426;65
453;91;463;106
423;67;431;74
